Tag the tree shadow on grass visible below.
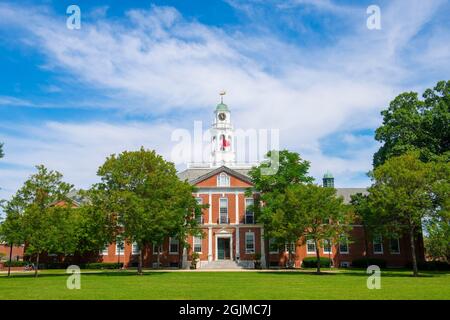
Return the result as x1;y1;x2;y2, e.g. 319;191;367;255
0;270;169;279
257;269;447;278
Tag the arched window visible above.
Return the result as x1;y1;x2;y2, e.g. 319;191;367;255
217;172;230;187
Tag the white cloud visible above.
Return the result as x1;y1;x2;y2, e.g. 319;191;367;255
0;0;449;193
0;121;177;201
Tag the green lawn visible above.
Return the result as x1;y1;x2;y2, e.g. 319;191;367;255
0;269;449;300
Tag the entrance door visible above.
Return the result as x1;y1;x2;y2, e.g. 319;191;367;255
217;238;231;260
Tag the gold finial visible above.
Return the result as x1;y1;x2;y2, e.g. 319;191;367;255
219;90;226;103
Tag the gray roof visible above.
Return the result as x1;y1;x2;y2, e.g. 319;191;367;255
67;189;90;206
336;188;368;203
177;167;251;184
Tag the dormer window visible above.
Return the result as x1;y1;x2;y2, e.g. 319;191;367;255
217;172;230;187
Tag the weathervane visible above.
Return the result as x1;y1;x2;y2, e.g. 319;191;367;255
219;90;226;103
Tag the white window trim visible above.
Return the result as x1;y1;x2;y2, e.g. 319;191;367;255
131;242;140;255
193;236;202;254
169;237;179;255
101;245;109;256
217;173;230;187
245;232;255;254
389;238;401;254
339;238;349;254
323;239;332;254
195;197;203;224
245;198;254;224
152;244;162;255
115;240;124;256
219;197;228;224
373;236;384;254
306;239;316;254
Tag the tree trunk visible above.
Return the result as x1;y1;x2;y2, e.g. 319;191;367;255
409;226;418;277
138;248;143;275
34;253;39;278
7;244;12;277
315;239;321;274
157;245;161;269
363;225;369;268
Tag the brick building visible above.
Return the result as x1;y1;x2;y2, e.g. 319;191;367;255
95;99;424;269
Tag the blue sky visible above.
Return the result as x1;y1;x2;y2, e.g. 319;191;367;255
1;0;450;201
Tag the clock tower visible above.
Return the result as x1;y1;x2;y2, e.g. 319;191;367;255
210;92;236;166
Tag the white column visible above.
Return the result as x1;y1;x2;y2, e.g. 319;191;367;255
260;227;266;268
208;192;212;224
236;226;240;260
208;227;213;262
235;192;239;224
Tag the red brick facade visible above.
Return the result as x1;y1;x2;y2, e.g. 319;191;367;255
93;167;424;269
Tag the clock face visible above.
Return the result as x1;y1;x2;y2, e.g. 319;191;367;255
218;113;226;121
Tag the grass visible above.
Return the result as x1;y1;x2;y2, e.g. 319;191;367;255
0;269;449;300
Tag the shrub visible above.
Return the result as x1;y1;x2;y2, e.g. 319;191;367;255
37;262;72;269
406;261;450;271
83;262;123;269
3;261;27;267
301;257;332;268
351;258;386;268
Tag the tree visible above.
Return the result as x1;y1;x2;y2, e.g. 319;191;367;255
93;147;203;274
72;189;118;257
287;184;352;273
0;143;3;159
367;152;445;276
423;155;450;262
424;217;450;262
247;150;314;267
6;165;73;277
374;80;450;167
350;193;378;266
0;198;25;277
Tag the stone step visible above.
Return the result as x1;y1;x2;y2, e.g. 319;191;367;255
200;260;244;269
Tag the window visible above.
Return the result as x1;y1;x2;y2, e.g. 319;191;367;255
373;235;383;254
389;238;400;254
245;198;254;224
285;242;295;253
101;244;109;256
152;243;162;255
195;197;203;224
306;239;316;254
169;237;179;254
193;236;202;253
245;232;255;254
217;172;230;187
323;239;332;254
339;237;349;254
115;238;124;256
269;238;279;254
132;242;139;255
219;198;228;224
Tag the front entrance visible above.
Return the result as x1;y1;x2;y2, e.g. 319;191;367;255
217;238;231;260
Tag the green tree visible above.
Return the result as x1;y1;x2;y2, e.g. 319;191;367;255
72;189;118;257
368;152;445;276
374;80;450;167
0;198;25;276
423;155;450;262
247;150;314;267
288;184;352;273
350;193;378;266
0;143;3;159
424;217;450;262
6;165;73;277
93;147;203;274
